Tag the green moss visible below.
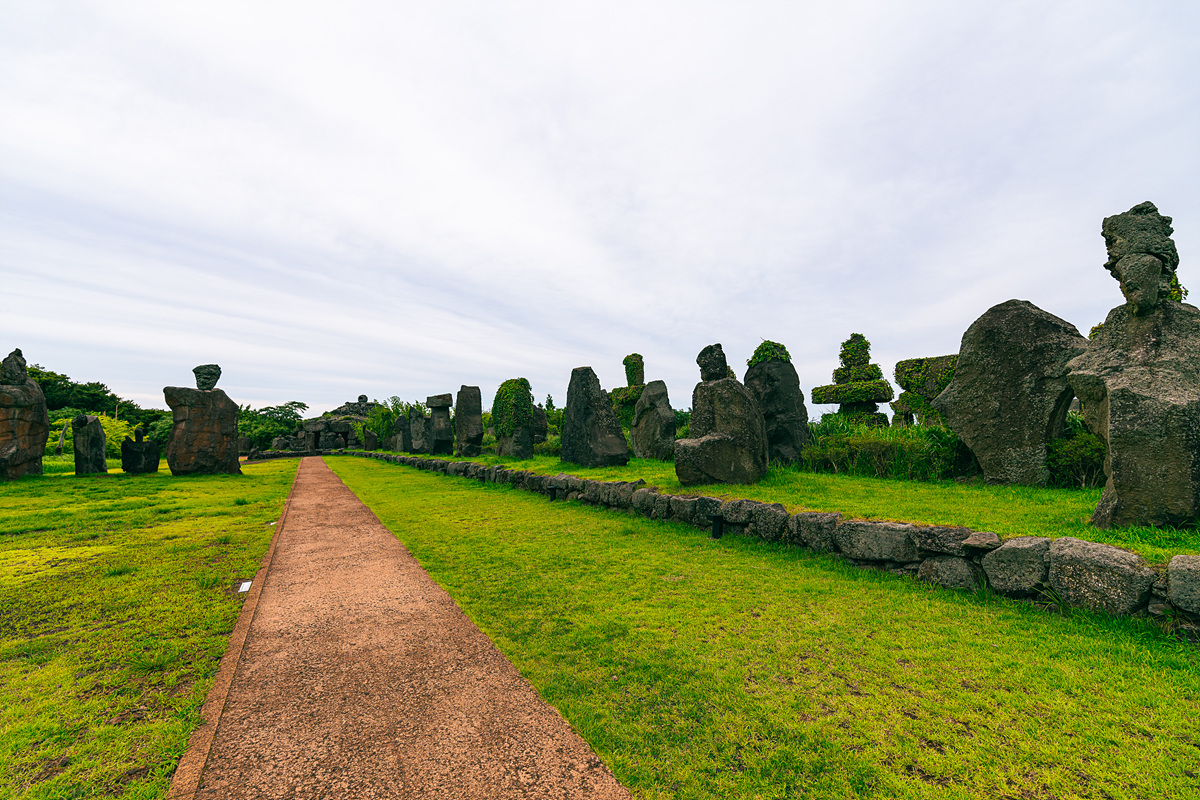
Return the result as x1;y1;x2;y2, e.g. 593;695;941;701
622;353;645;386
811;380;893;405
609;385;646;431
893;355;957;398
746;340;791;369
492;378;535;440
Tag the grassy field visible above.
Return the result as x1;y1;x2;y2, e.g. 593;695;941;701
329;456;1200;799
395;452;1196;564
0;459;297;799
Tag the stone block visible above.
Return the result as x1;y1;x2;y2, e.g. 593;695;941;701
786;512;842;552
834;521;918;563
1048;537;1154;615
981;537;1050;597
918;556;986;591
1168;555;1200;615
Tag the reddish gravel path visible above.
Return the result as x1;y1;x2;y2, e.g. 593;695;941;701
171;456;629;800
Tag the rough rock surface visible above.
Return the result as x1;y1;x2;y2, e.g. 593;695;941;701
697;343;728;382
630;380;675;460
787;512;842;552
497;426;533;459
427;394;454;455
363;429;378;450
409;409;430;454
834;521;917;563
455;386;484;456
934;299;1087;485
1047;537;1154;615
980;537;1050;598
72;415;107;475
0;348;49;480
911;526;999;557
271;436;288;450
674;374;767;486
532;406;549;444
918;556;985;591
561;367;629;467
193;364;222;391
164;386;242;475
121;427;160;474
744;359;809;463
1167;555;1200;615
1067;206;1200;527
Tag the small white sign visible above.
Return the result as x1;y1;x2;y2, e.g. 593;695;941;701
238;581;252;593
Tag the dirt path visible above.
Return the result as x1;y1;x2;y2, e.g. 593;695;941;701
171;456;629;799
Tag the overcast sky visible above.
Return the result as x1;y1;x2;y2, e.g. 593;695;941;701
2;1;1197;417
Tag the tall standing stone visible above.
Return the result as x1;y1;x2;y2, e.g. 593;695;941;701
744;342;809;463
1068;202;1200;527
121;427;160;474
934;300;1087;485
392;413;412;452
561;367;630;467
493;378;536;459
409;407;431;454
455;386;484;457
164;365;241;475
427;394;454;455
630;380;675;460
363;428;378;450
72;414;107;475
674;344;768;485
0;348;49;480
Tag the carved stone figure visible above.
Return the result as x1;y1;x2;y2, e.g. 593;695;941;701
192;364;221;391
810;334;893;426
561;367;629;467
121;427;160;474
675;345;768;485
163;365;241;475
72;414;107;475
427;394;454;455
409;407;430;454
0;348;49;480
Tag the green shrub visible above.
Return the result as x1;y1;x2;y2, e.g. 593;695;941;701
1046;412;1107;488
47;414;138;458
746;340;791;369
534;434;562;456
799;415;979;482
674;409;691;439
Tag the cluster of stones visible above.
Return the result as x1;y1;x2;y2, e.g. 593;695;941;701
890;355;957;427
674;344;768;485
348;450;1200;627
0;348;50;480
935;202;1199;529
163;364;241;475
810;334;893;426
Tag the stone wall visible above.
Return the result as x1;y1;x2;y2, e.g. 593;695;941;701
343;451;1200;633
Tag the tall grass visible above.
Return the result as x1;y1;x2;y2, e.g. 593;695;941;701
799;415;979;482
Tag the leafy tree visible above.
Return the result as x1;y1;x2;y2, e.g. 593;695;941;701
238;401;309;449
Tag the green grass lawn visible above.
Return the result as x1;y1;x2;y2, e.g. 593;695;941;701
329;456;1200;800
398;452;1196;563
0;459;297;799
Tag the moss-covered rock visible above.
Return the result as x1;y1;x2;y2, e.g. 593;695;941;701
811;334;893;426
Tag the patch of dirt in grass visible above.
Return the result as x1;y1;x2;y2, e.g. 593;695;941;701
32;754;70;782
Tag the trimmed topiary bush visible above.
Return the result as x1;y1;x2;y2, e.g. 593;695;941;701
811;333;893;426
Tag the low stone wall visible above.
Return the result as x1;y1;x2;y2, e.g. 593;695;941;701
345;452;1200;632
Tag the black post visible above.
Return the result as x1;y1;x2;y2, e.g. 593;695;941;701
548;486;558;502
706;513;724;540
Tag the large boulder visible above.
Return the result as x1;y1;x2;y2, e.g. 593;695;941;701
409;408;430;454
561;366;629;467
630;380;675;460
1067;203;1200;527
71;414;107;475
744;358;809;463
1047;537;1154;615
121;427;160;474
427;394;454;455
164;369;241;475
393;414;412;452
455;385;484;456
0;348;49;480
933;299;1087;485
674;354;768;485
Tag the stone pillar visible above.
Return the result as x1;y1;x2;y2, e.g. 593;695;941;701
428;394;454;455
0;348;49;480
163;364;241;475
455;386;484;456
72;414;107;475
409;407;430;453
561;366;629;467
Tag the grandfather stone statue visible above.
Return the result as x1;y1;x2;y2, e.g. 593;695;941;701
1069;202;1200;527
392;413;412;452
163;364;241;475
409;407;431;454
0;348;49;480
674;344;768;485
744;341;809;463
934;300;1087;485
562;367;629;467
455;385;484;456
72;415;107;475
630;380;675;460
121;427;160;474
427;394;454;455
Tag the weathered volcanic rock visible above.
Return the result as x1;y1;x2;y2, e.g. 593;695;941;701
192;364;221;391
0;348;49;480
455;385;484;456
1067;203;1200;528
409;408;430;454
393;414;412;452
933;299;1087;485
532;406;548;444
164;386;241;475
744;359;809;463
497;425;533;459
981;537;1050;598
1168;555;1200;615
630;380;675;460
834;521;918;563
427;394;454;455
121;428;160;474
72;414;107;475
918;556;986;591
1047;537;1154;615
675;374;768;486
697;344;728;382
271;436;288;450
363;429;378;450
561;367;629;467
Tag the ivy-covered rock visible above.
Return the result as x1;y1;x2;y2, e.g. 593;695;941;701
492;378;535;459
890;355;957;426
810;334;893;426
623;353;645;387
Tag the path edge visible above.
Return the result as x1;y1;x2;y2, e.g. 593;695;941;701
168;459;304;800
